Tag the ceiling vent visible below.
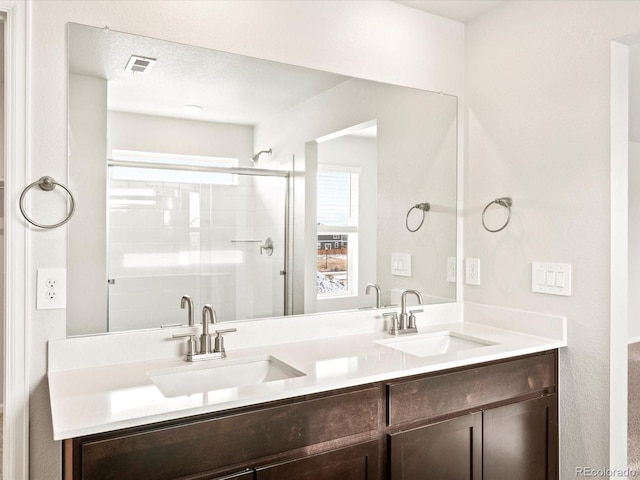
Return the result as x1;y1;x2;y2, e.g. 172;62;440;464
125;55;156;74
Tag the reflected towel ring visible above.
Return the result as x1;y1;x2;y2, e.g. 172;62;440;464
405;202;430;232
19;176;76;229
482;197;512;233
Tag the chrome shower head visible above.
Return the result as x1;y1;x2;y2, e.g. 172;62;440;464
250;148;272;164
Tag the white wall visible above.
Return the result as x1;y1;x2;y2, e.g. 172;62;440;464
0;21;4;410
26;2;463;477
630;141;640;342
107;111;254;166
629;45;640;342
465;1;640;474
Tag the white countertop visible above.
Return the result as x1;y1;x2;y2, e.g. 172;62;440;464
48;302;566;440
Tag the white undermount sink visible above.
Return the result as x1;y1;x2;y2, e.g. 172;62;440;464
375;331;496;357
149;355;306;398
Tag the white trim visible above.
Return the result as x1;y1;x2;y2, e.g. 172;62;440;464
628;336;640;345
455;96;463;304
610;40;629;470
2;0;29;478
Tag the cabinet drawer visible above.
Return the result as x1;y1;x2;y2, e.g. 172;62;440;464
76;387;383;480
255;441;381;480
387;351;556;426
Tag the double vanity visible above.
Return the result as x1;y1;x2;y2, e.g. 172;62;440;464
49;302;566;479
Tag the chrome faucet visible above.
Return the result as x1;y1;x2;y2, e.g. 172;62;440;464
398;289;423;334
200;304;217;354
180;295;194;326
365;283;381;309
172;304;236;362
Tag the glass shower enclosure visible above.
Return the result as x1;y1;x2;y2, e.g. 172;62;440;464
106;159;289;332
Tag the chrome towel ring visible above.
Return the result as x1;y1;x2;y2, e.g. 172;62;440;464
482;197;512;233
19;176;76;229
405;202;430;232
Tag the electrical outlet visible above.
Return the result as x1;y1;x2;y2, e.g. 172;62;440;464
465;258;481;285
37;268;67;310
447;257;457;283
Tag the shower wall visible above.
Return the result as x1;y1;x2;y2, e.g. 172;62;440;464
105;112;285;331
107;173;286;330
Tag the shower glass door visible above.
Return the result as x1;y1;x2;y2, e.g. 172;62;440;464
106;157;288;332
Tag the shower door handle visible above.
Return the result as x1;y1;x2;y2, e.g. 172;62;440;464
260;237;274;256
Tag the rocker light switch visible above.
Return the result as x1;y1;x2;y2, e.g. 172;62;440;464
532;262;571;296
391;253;412;277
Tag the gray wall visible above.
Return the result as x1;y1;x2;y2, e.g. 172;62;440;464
465;1;640;473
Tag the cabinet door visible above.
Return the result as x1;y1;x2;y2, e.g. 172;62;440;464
255;441;380;480
483;394;558;480
388;413;482;480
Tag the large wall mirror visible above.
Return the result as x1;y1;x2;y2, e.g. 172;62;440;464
67;23;458;337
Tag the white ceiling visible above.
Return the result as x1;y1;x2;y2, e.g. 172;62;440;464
69;2;507;126
394;0;507;23
69;24;350;125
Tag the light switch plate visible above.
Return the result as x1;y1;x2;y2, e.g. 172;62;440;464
391;253;412;277
531;262;571;296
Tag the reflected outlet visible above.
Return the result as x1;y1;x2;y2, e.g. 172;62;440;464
447;257;457;283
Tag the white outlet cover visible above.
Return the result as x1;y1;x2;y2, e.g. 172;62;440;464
465;258;481;285
37;268;67;310
447;256;457;283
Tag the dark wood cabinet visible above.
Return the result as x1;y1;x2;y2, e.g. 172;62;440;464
388;413;482;480
386;395;558;480
385;351;558;480
65;386;383;480
203;470;255;480
255;441;380;480
483;394;558;480
63;350;558;480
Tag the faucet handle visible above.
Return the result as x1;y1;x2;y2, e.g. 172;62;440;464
383;312;399;335
213;328;237;356
408;309;423;329
172;333;198;360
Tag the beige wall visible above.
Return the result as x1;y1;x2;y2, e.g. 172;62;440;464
26;1;464;478
465;1;640;474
